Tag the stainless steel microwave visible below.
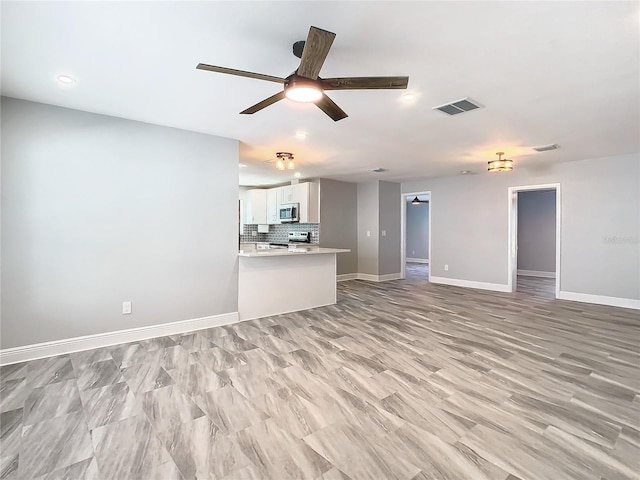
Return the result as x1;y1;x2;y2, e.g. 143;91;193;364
279;203;299;223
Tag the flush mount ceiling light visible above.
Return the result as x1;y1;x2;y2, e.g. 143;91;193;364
488;152;513;173
275;152;295;171
411;196;429;205
57;75;75;84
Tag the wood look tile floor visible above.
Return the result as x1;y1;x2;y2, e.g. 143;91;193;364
1;269;639;480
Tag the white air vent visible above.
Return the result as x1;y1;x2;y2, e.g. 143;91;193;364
533;144;559;152
433;97;481;116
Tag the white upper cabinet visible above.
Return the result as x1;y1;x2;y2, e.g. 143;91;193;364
292;182;319;223
245;189;267;225
279;185;294;204
267;188;280;225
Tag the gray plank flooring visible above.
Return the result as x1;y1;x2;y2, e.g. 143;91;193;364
1;268;639;479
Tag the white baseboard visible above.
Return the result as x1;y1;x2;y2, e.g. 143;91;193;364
357;272;403;282
337;273;359;282
430;276;511;293
517;269;556;278
338;272;402;282
557;291;640;310
407;258;430;264
0;312;239;366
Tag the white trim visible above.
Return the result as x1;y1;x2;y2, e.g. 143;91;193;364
407;258;429;264
508;184;561;297
0;312;239;366
337;273;359;282
401;190;432;281
517;269;556;278
558;291;640;310
355;272;403;282
430;276;511;292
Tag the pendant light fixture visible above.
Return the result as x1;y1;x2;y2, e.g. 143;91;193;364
488;152;513;172
275;152;295;171
411;196;428;205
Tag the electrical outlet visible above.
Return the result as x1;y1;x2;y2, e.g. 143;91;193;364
367;231;371;237
444;264;449;271
382;230;386;237
122;301;132;315
412;250;415;255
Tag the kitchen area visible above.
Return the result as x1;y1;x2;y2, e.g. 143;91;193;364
238;180;350;320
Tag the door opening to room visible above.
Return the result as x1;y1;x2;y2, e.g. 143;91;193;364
508;185;560;298
401;192;431;281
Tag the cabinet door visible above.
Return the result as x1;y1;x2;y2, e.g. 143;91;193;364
292;183;309;223
267;189;280;224
280;185;294;204
245;189;267;224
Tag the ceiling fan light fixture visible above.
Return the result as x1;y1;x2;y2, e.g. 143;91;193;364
488;152;513;173
285;85;323;103
285;77;323;103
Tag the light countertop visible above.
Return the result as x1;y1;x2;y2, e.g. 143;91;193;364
238;246;350;257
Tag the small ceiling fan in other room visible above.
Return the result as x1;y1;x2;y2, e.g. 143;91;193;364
196;26;409;121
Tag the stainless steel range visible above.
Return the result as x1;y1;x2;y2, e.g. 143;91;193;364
288;231;310;244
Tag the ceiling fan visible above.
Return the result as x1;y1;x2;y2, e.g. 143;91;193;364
196;26;409;121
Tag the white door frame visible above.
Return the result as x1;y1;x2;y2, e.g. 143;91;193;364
400;191;432;280
507;183;561;296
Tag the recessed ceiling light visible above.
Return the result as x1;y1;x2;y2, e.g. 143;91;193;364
239;163;248;168
294;172;302;178
57;75;75;84
402;93;415;102
295;130;307;139
461;170;472;175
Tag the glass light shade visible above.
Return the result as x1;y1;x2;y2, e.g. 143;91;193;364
285;85;323;103
287;159;295;170
276;159;285;170
487;159;513;172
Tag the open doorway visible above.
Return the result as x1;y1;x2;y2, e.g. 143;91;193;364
508;184;561;297
401;191;431;281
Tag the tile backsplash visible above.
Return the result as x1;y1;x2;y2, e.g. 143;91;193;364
240;223;320;244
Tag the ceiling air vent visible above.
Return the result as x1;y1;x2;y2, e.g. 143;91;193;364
433;97;481;116
533;144;559;152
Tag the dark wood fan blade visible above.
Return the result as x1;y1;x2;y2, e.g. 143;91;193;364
240;91;286;115
297;26;336;80
196;63;286;84
321;76;409;90
315;94;348;122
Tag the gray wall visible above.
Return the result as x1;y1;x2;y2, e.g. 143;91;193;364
406;201;430;260
319;179;358;275
1;97;239;349
357;181;379;275
356;180;402;276
517;190;556;273
378;181;401;276
402;154;640;300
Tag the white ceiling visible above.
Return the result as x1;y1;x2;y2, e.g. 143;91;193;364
2;1;638;186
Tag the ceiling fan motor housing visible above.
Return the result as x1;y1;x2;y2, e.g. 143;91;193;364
293;41;305;59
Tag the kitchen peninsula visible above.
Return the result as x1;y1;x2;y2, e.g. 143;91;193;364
238;245;350;320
